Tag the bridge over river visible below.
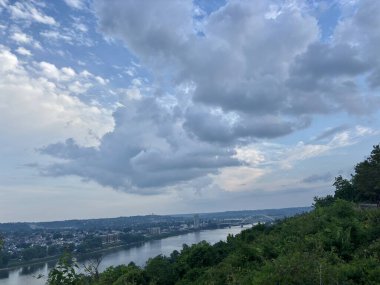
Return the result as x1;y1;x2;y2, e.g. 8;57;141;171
217;214;275;227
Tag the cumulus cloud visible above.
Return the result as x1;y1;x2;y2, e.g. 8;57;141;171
39;95;241;192
94;0;380;144
0;46;113;149
33;61;108;94
184;106;310;144
37;0;380;195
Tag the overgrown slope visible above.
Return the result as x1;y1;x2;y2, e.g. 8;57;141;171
48;201;380;285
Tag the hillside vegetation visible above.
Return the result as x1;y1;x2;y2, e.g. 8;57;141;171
42;144;380;284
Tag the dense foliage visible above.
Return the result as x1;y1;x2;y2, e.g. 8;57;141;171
0;236;9;267
315;144;380;205
46;201;380;284
46;144;380;284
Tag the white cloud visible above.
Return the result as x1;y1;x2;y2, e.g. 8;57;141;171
95;76;107;85
39;61;61;79
0;46;113;149
62;67;76;78
119;87;142;101
35;62;109;95
7;0;378;199
10;31;42;49
214;166;267;192
40;28;93;47
38;62;78;82
15;46;32;56
0;0;8;8
68;80;92;94
64;0;84;9
10;32;32;44
40;30;72;42
234;148;265;166
8;2;56;25
0;46;18;72
73;22;88;33
236;125;377;171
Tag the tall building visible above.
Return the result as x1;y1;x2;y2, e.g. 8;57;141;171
194;214;200;229
149;227;161;235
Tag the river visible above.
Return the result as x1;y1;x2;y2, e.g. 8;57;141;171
0;226;246;285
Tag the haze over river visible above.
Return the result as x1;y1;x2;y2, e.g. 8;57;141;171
0;226;245;285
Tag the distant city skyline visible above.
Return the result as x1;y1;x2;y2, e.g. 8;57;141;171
0;0;379;222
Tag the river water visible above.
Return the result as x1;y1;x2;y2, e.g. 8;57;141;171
0;226;246;285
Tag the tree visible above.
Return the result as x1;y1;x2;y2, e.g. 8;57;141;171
145;255;177;285
112;263;147;285
333;175;354;201
82;255;102;281
47;253;83;285
352;144;380;202
313;195;335;208
0;236;9;267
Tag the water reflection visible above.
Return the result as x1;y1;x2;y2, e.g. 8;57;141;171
194;231;201;243
148;239;161;251
0;271;9;280
20;262;49;276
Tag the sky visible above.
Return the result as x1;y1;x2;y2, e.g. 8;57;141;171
0;0;379;222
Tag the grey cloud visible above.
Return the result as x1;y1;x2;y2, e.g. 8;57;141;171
302;172;332;184
368;68;380;89
234;115;311;139
180;1;319;115
312;125;349;142
40;138;97;159
335;0;380;91
94;0;193;64
40;97;241;192
39;0;380;193
94;0;380;144
286;41;378;115
95;0;320;116
290;43;370;79
183;106;311;144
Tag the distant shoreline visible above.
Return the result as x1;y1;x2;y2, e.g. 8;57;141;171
0;226;228;272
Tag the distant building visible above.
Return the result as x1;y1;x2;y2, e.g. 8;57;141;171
149;227;161;235
100;233;119;244
180;224;188;230
194;214;200;229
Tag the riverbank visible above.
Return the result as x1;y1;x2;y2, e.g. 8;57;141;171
0;225;227;272
0;226;245;285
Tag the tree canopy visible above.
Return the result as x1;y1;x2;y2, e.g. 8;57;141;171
321;144;380;204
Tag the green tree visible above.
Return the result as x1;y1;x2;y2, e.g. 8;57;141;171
352;144;380;202
47;253;83;285
112;263;147;285
313;195;335;208
0;236;9;267
145;255;177;285
333;175;355;201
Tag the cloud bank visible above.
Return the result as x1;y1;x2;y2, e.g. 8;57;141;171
38;0;380;194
